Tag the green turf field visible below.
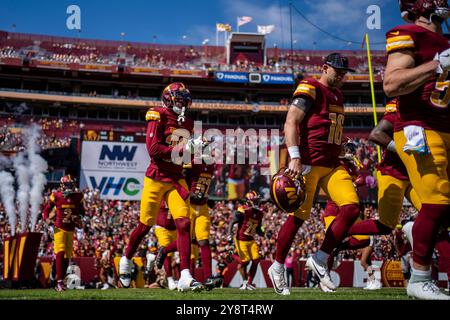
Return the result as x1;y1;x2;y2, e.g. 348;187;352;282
0;287;415;300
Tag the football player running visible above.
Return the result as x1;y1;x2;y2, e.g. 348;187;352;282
228;191;265;290
42;175;85;292
268;53;360;295
383;0;450;300
119;82;204;292
184;161;219;290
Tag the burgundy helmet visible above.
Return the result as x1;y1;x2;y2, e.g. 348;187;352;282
270;168;306;213
245;190;261;207
161;82;192;111
399;0;449;22
60;174;75;195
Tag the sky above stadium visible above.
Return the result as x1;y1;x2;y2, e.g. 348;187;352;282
0;0;405;50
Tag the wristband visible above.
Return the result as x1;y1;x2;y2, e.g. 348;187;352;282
387;140;396;153
288;146;301;159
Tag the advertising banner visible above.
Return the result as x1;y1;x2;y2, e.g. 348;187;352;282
80;132;150;200
215;71;249;83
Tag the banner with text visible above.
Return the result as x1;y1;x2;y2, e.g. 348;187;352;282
80;137;150;200
215;71;294;84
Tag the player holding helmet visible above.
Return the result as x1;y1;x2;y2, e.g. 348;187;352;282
228;191;265;290
42;175;85;292
119;82;204;292
383;0;450;300
268;53;360;295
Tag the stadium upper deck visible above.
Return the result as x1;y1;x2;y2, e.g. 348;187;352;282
0;30;386;76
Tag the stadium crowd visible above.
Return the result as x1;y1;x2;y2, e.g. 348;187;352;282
0;36;386;75
0;185;414;277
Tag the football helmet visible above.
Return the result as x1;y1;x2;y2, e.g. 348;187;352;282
270;168;306;213
399;0;449;22
245;190;261;207
60;175;75;196
161;82;192;122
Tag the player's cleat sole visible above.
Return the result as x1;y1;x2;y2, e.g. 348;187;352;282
407;281;450;300
177;279;204;292
246;283;256;290
268;263;290;295
319;282;336;293
306;256;337;291
203;277;220;291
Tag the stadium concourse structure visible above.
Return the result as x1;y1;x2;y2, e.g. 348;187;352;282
0;30;386;183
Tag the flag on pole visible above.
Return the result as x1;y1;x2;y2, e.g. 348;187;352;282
217;23;232;32
237;16;252;27
257;25;275;35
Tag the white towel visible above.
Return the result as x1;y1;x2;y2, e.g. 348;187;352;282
403;125;430;155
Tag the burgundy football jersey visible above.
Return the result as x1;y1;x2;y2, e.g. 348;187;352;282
236;205;264;241
155;201;176;231
386;25;450;132
185;163;215;206
145;107;194;182
376;99;409;181
293;77;345;167
42;191;85;231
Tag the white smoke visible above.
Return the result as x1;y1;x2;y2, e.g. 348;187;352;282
14;152;30;232
0;171;16;236
26;125;48;231
0;154;11;170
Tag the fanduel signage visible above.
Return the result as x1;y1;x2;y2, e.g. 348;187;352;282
215;71;294;84
215;72;249;83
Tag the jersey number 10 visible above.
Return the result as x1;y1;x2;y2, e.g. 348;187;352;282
328;113;344;145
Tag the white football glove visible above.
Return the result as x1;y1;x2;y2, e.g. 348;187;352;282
434;48;450;74
185;136;205;153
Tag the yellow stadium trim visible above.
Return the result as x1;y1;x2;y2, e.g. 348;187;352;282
386;35;413;43
145;110;161;121
329;104;344;113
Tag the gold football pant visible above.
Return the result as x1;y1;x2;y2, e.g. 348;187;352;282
54;228;73;259
234;238;260;263
377;171;422;229
291;166;359;220
394;130;450;204
139;177;190;226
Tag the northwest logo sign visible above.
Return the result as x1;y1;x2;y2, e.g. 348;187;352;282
98;145;138;170
89;176;140;196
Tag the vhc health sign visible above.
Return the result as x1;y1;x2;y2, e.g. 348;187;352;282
215;71;294;84
79;131;150;200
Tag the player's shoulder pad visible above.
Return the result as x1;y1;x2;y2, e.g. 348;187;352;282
385;98;398;114
385;25;415;54
145;107;162;122
293;78;317;100
237;205;246;214
49;192;57;202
